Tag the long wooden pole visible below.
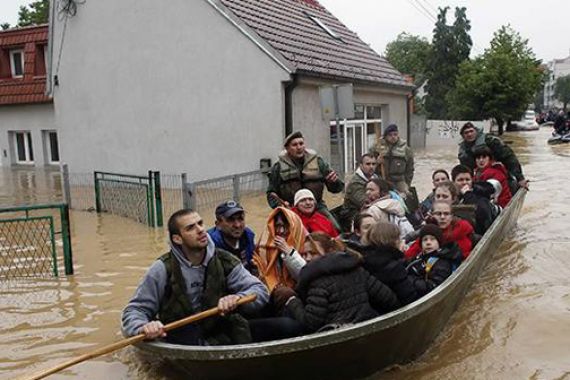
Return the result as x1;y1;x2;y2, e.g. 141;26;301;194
20;294;257;380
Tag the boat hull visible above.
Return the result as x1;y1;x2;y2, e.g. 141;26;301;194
136;190;527;380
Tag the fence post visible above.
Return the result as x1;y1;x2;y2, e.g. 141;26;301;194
147;171;155;227
181;173;190;209
61;163;72;209
153;171;163;227
232;174;240;203
94;171;101;213
60;204;74;275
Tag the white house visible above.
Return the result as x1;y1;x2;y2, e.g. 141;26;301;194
47;0;412;178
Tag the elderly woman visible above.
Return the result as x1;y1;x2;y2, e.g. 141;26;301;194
363;178;414;242
292;189;339;238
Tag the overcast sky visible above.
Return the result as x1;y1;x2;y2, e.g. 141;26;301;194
2;0;568;62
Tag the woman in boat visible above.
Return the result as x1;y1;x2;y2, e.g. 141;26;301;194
272;232;400;333
252;207;306;292
292;189;339;238
418;169;450;218
363;178;414;242
406;223;462;297
405;200;473;260
347;222;419;305
473;146;512;207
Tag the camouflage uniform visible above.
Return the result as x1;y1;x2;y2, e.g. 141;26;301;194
370;137;414;194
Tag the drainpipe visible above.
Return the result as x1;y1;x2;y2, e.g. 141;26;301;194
406;93;412;147
284;74;298;136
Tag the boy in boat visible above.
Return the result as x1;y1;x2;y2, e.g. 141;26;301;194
406;224;462;297
121;209;269;345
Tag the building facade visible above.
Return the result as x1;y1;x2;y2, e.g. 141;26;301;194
0;25;58;167
544;55;570;110
45;0;411;178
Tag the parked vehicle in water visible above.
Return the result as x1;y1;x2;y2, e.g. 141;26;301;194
507;110;539;131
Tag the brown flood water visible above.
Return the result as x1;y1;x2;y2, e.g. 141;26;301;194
2;128;570;380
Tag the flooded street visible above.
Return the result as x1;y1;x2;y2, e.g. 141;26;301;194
2;128;570;380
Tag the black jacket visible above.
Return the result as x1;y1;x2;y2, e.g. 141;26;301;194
348;242;419;305
461;181;499;235
286;252;400;332
406;242;462;297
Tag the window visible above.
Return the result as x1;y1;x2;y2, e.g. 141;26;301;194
45;131;60;164
10;49;24;78
14;131;34;164
305;12;343;41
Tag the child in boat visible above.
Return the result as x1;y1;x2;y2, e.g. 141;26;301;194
418;169;450;219
406;224;463;297
347;222;419;305
272;233;400;333
405;201;473;260
473;146;512;207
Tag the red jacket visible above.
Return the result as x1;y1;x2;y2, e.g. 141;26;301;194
405;219;474;260
475;162;512;207
292;207;339;238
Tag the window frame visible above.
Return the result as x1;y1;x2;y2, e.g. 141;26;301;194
9;49;25;78
13;131;34;164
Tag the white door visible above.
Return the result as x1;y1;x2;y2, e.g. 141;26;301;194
343;123;366;174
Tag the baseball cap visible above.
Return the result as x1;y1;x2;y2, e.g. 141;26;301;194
215;200;244;219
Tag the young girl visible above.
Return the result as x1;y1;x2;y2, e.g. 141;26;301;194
405;201;473;260
473;146;512;207
406;224;463;297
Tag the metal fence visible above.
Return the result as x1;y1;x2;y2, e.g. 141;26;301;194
182;170;270;214
0;203;73;279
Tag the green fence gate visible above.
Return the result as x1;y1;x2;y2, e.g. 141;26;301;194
94;171;163;227
0;203;73;279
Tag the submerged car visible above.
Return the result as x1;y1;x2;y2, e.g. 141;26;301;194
507;110;539;131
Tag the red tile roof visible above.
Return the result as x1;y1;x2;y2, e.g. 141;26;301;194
219;0;411;88
0;24;51;106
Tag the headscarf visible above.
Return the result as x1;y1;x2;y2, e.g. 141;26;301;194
252;207;306;291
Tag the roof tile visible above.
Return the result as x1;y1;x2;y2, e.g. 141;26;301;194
220;0;410;87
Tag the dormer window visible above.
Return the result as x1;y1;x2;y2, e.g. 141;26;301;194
10;49;24;78
304;12;342;41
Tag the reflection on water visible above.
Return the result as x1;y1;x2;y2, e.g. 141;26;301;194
1;129;570;379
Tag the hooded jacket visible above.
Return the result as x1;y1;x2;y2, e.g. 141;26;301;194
458;127;525;182
285;252;400;332
365;196;414;240
407;242;463;297
475;162;512;207
405;218;473;260
292;207;339;237
121;235;269;345
348;242;419;305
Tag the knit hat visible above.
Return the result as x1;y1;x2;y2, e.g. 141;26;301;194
460;122;476;135
383;124;398;137
419;223;443;246
294;189;315;206
284;131;303;147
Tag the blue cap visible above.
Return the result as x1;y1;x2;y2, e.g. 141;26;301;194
215;200;244;219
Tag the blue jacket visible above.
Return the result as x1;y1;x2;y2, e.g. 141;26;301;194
207;226;255;270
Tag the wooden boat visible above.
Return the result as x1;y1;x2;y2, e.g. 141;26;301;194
136;189;527;380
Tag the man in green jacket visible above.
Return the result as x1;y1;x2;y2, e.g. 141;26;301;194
338;153;377;232
458;122;529;190
370;124;414;195
266;131;344;224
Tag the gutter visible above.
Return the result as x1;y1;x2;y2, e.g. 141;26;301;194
284;74;299;137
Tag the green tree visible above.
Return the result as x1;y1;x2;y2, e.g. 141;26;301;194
384;32;431;85
1;0;49;29
447;25;544;134
554;75;570;111
425;6;472;119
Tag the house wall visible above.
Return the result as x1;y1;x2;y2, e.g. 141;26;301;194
291;80;410;163
50;0;291;180
0;103;56;167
